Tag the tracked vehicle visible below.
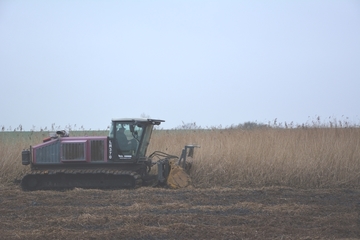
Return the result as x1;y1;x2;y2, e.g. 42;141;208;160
21;118;196;191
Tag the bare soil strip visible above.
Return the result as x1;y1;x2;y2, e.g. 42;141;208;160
0;186;359;239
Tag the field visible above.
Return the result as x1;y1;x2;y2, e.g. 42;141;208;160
1;126;360;239
1;186;359;239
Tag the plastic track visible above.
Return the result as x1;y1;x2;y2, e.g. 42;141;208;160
21;169;142;191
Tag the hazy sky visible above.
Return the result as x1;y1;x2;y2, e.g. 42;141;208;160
1;1;359;130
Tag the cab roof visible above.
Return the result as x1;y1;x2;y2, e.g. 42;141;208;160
111;118;165;125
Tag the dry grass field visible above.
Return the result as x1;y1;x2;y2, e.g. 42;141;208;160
149;126;360;189
1;125;360;239
1;126;360;188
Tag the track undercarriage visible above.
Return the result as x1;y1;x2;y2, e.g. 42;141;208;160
21;169;143;191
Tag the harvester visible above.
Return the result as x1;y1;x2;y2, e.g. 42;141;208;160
21;118;197;191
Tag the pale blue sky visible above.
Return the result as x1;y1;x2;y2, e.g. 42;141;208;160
1;1;359;130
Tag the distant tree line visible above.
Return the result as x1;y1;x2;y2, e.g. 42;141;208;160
174;121;268;130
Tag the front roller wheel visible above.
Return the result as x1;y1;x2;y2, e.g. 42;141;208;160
166;160;192;189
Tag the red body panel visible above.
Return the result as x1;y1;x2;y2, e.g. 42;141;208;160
32;136;108;164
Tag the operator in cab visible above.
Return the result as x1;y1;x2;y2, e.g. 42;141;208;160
116;126;137;154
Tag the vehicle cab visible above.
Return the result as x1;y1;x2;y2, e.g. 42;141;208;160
108;118;164;161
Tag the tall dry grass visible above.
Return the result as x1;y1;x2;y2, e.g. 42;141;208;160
0;132;43;186
149;127;360;188
1;126;359;189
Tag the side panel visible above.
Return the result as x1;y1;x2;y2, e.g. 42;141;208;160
90;139;107;162
61;140;87;162
32;137;108;164
33;140;61;164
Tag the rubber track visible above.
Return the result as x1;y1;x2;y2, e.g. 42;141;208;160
21;169;143;191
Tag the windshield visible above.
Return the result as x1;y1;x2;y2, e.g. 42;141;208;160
109;122;149;157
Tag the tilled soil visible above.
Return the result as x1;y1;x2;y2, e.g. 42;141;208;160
0;186;359;239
